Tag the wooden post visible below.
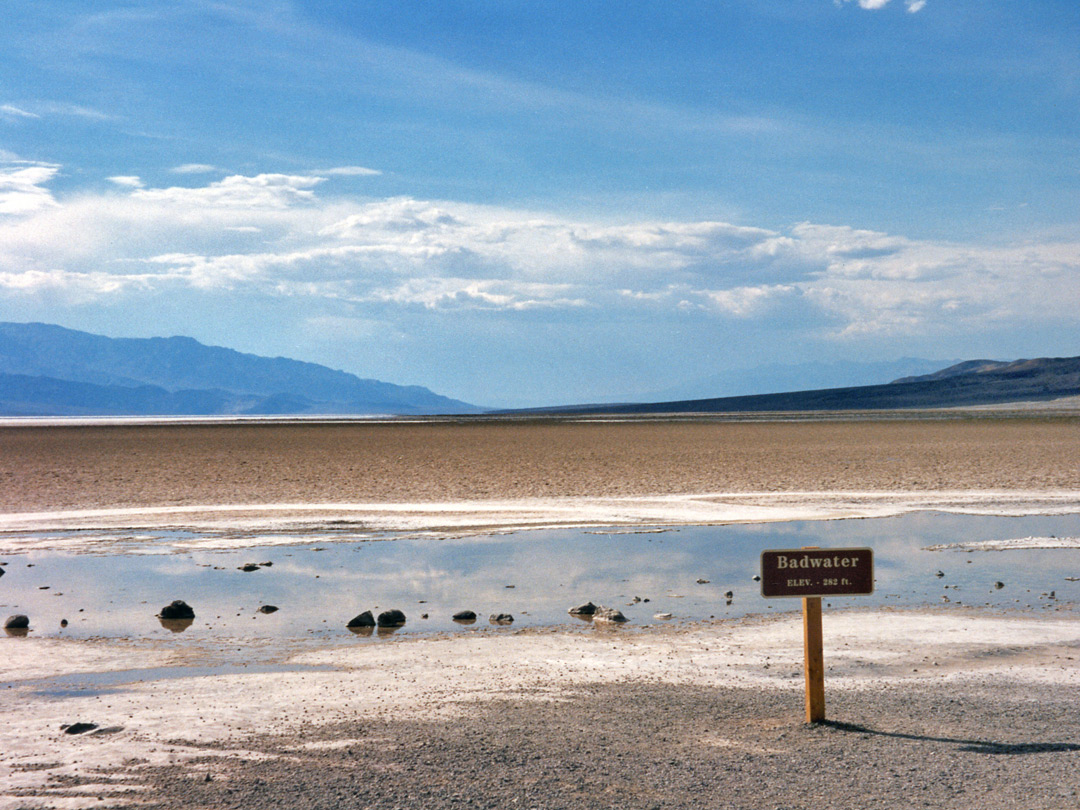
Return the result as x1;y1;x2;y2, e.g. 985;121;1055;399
802;595;825;723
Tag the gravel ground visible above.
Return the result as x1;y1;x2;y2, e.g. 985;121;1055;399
125;679;1080;810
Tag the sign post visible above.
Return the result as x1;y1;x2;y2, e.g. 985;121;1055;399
802;595;825;723
760;546;874;724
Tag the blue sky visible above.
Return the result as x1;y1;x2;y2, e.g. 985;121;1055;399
1;0;1078;407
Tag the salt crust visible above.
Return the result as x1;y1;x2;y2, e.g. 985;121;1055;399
3;489;1080;553
3;610;1080;809
925;535;1080;551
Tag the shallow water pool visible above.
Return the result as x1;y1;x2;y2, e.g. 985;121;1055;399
1;511;1078;644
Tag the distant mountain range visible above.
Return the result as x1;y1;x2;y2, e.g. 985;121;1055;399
635;357;958;402
523;356;1080;415
0;322;481;416
2;322;1077;417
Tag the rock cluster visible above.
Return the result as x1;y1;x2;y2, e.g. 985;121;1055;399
568;602;628;623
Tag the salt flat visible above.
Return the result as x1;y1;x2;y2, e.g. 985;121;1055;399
2;416;1079;809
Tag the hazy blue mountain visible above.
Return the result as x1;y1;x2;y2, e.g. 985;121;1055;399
0;322;481;416
641;358;958;402
521;356;1080;415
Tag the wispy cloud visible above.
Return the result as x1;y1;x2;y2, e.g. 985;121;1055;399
318;166;382;177
0;104;40;119
836;0;927;11
34;101;111;120
171;163;219;175
2;101;110;120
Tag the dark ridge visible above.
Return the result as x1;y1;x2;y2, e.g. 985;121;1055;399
515;356;1080;415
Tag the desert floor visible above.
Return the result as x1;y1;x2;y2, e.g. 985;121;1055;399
2;416;1080;512
2;415;1079;809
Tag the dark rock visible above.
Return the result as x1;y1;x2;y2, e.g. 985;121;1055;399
158;600;195;620
62;722;98;735
724;591;734;599
452;610;477;622
239;563;261;572
0;567;5;577
377;609;407;628
994;581;1005;590
259;561;273;567
257;605;279;614
489;613;514;625
593;606;628;623
60;619;68;628
935;570;945;578
752;574;761;582
696;578;710;584
4;614;29;629
346;610;376;628
568;602;598;616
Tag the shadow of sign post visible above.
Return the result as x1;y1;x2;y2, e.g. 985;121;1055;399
760;546;874;724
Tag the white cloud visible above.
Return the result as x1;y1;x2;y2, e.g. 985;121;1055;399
703;284;799;317
906;0;927;12
367;277;587;311
0;268;157;299
132;173;324;209
0;164;60;214
0;166;1075;347
108;175;144;188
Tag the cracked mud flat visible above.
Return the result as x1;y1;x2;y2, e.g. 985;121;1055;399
2;416;1079;809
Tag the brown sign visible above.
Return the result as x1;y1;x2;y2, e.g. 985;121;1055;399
760;547;874;599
